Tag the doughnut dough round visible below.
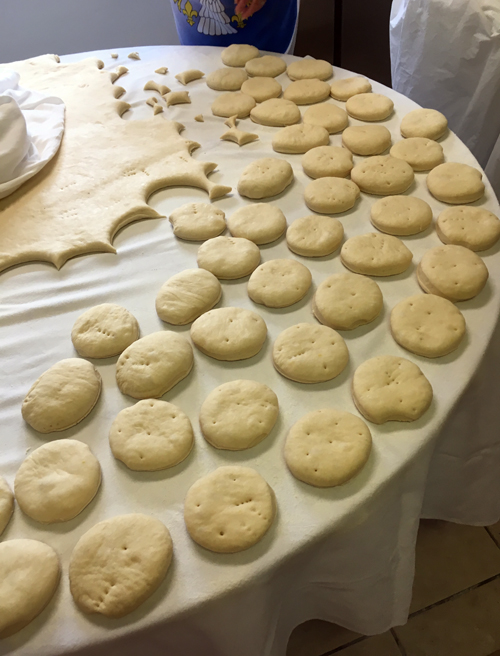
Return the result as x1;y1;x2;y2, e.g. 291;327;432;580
250;98;301;127
287;59;333;81
272;124;330;154
206;67;248;91
71;304;139;359
427;162;485;204
352;355;433;424
283;79;331;105
211;92;256;118
169;202;226;241
303;103;348;134
273;323;349;383
0;476;14;537
156;269;221;325
22;358;101;433
200;380;279;450
351;155;414;195
400;108;448;140
342;125;392;156
221;43;259;67
417;245;489;301
341;232;413;276
330;76;372;101
109;399;194;470
184;466;275;553
227;204;286;245
370;196;433;236
191;307;267;361
238;157;294;199
241;76;282;103
436;206;500;251
286;215;344;257
245;55;287;78
304;177;360;214
116;331;193;399
284;409;372;487
390;137;444;171
0;539;60;638
197;236;260;279
248;259;312;308
390;294;466;358
345;93;394;121
69;514;173;618
14;439;101;524
313;272;383;330
302;146;353;179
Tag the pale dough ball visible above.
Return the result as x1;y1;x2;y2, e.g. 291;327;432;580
342;125;392;156
221;43;259;67
238;157;294;199
436;206;500;251
302;146;354;179
287;59;333;81
116;331;193;399
14;439;101;524
197;236;261;279
156;269;221;325
390;294;466;358
69;514;173;618
351;155;414;195
286;215;344;257
227;204;286;245
0;539;60;638
427;162;485;204
304;177;360;214
390;137;444;171
417;244;489;301
206;67;248;91
352;355;433;424
273;323;349;383
0;476;14;537
303;103;349;134
330;76;372;101
168;202;226;241
200;380;279;450
22;358;102;433
191;307;267;361
370;196;433;236
71;304;139;359
245;55;287;78
284;409;372;487
283;79;331;105
341;232;413;276
313;272;383;330
345;93;394;121
400;108;448;140
211;92;256;118
109;399;194;470
241;76;282;102
272;124;330;154
248;259;312;308
250;98;301;127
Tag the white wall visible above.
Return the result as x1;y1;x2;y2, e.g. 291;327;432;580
0;0;180;64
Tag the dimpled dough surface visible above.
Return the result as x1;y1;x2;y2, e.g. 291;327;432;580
227;204;287;245
436;206;500;251
341;233;413;276
286;215;344;257
238;158;294;199
71;304;139;358
248;259;312;308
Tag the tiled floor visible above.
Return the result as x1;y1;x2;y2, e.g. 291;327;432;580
287;519;500;656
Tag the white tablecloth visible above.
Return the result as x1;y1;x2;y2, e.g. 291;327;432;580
1;46;499;656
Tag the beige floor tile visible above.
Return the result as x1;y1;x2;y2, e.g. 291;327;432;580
395;577;500;656
411;520;500;612
286;620;361;656
336;632;401;655
488;520;500;545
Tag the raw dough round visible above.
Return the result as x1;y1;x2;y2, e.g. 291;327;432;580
284;409;372;487
245;55;287;78
197;235;261;279
283;79;331;105
0;476;14;537
69;514;173;618
227;204;286;244
345;93;394;121
221;43;259;67
436;206;500;251
427;162;485;204
109;399;194;470
211;92;256;118
400;108;448;140
250;98;301;127
200;380;279;450
156;269;221;325
206;67;248;91
241;76;282;102
14;439;101;524
248;259;312;308
370;195;433;236
390;294;466;358
330;76;372;101
352;355;433;424
272;124;330;154
0;539;60;638
303;103;348;134
390;137;444;171
304;177;360;214
417;244;489;301
302;146;353;179
22;358;102;433
116;331;193;399
168;202;226;241
238;157;294;199
191;307;267;361
350;155;414;195
287;59;333;81
71;304;139;359
286;214;344;257
273;323;349;383
313;272;383;330
341;232;413;276
342;125;392;156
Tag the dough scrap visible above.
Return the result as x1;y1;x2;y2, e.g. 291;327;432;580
169;201;226;241
110;65;128;82
248;259;312;308
128;52;140;60
241;76;282;102
245;55;287;78
287;59;333;81
197;235;261;279
436;206;500;251
238;157;294;199
111;53;118;59
345;93;394;121
250;98;301;127
194;114;204;122
146;97;157;107
221;127;259;146
211;92;256;118
227;203;286;244
153;104;163;115
272;123;330;154
221;43;259;67
175;69;204;85
342;125;392;156
283;79;331;105
165;90;191;106
351;155;414;195
302;146;353;179
390;137;444;171
304;176;360;214
341;232;413;276
286;214;344;257
0;476;14;537
144;80;170;95
303;103;348;134
206;67;248;91
370;195;433;236
427;162;485;204
330;76;372;101
156;268;221;325
71;303;139;358
224;114;238;128
400;108;448;140
155;67;168;74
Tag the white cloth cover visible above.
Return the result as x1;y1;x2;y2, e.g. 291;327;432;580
0;69;65;199
390;0;500;199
